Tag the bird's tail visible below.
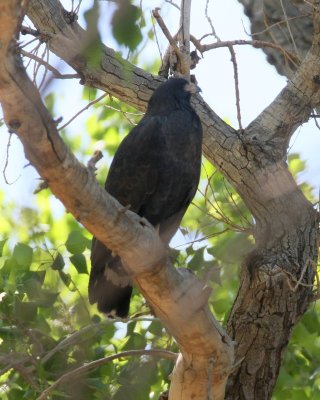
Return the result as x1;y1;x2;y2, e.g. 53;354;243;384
89;238;132;318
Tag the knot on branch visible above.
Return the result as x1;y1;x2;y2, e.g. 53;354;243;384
153;8;200;79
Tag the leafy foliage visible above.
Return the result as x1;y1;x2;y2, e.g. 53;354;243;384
111;0;143;51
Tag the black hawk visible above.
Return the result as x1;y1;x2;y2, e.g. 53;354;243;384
89;78;203;317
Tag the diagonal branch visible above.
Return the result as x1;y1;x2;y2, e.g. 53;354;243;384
37;349;177;400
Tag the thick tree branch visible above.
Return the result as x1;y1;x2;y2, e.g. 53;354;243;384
26;0;237;165
244;22;320;150
0;2;234;399
5;0;319;398
26;0;320;213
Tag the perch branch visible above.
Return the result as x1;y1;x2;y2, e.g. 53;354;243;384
37;349;177;400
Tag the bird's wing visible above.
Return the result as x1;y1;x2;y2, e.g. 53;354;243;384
140;110;202;242
105;116;166;214
89;117;164;315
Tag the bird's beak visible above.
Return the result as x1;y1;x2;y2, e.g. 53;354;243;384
185;82;202;94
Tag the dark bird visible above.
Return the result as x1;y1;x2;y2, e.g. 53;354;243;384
89;78;203;317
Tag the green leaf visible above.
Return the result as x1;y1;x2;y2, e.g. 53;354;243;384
14;300;37;322
36;290;59;308
112;0;143;51
83;2;102;68
123;332;146;350
301;310;320;334
0;238;7;256
51;253;65;270
24;270;46;285
207;233;253;264
148;320;163;336
187;247;205;270
59;270;72;288
12;243;33;267
45;93;55;114
288;153;306;178
65;231;89;254
70;253;88;274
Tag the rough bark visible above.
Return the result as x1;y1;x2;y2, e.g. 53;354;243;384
1;0;319;399
0;2;234;400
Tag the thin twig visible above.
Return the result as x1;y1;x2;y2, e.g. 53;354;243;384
174;227;230;248
59;93;108;130
3;133;21;185
250;14;311;37
37;349;177;400
21;25;39;37
104;103;142;125
228;45;243;131
222;178;252;228
20;50;79;80
19;37;39;49
279;0;300;56
205;0;220;41
87;150;103;174
152;8;182;58
165;0;180;10
151;11;164;72
24;42;41;70
37;45;49;90
284;259;315;291
40;317;158;366
189;37;298;68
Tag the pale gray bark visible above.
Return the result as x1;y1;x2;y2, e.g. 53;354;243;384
0;0;319;399
0;2;233;400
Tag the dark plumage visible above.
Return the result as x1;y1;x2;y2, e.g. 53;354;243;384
89;78;203;317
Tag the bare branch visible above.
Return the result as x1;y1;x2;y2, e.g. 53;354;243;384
87;150;103;174
227;45;243;131
21;25;39;37
205;0;221;41
279;0;300;56
152;8;182;58
190;36;298;67
58;93;108;130
37;349;177;400
165;0;180;10
20;49;80;80
2;132;22;185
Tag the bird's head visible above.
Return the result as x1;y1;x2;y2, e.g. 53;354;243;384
146;78;200;116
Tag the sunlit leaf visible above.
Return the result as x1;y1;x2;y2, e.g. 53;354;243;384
12;243;33;268
112;0;143;51
0;239;7;257
66;231;89;254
